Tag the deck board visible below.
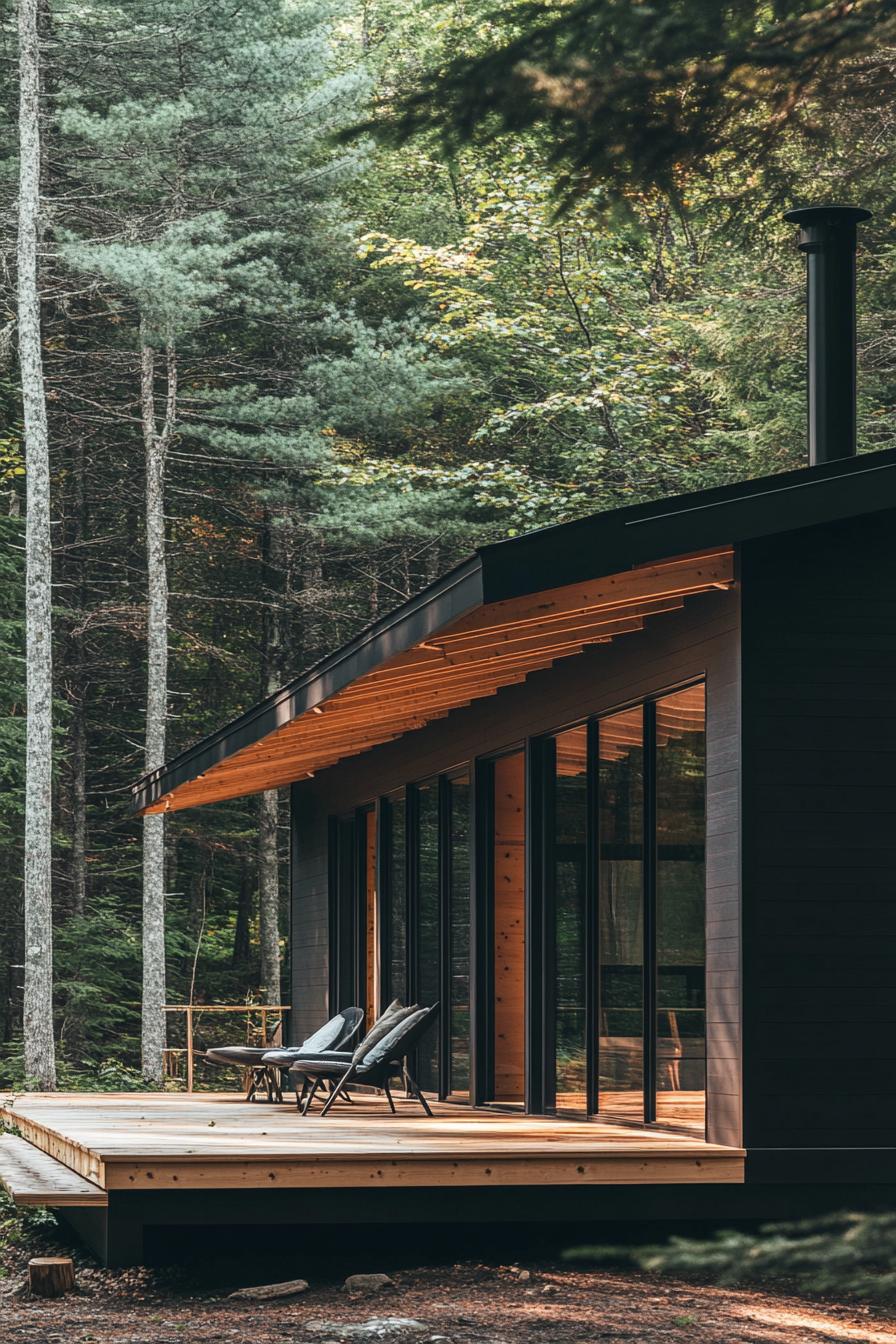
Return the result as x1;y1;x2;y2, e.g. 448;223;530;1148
0;1092;744;1191
0;1133;108;1206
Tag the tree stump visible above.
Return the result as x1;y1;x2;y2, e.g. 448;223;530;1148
28;1257;75;1298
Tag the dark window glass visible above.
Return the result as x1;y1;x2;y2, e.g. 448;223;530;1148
363;809;377;1029
416;780;441;1092
448;774;471;1096
387;794;407;1004
655;685;706;1136
552;726;588;1112
598;708;645;1122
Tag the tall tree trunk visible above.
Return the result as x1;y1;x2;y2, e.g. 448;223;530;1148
69;701;86;917
67;437;87;918
257;510;283;1007
141;336;175;1084
232;856;251;975
257;789;280;1005
18;0;56;1091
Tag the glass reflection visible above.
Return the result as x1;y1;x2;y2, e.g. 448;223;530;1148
655;685;706;1136
449;774;471;1096
598;708;645;1122
552;726;588;1112
387;793;407;1005
416;781;441;1093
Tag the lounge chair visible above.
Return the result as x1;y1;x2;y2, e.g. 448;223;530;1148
263;999;412;1109
205;1007;364;1102
290;1003;440;1117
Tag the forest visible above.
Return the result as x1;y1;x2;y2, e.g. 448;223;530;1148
2;0;896;1088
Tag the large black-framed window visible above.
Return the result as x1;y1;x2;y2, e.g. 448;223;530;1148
338;772;473;1099
537;680;707;1135
328;679;706;1131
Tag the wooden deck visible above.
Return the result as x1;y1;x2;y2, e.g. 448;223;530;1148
1;1091;744;1195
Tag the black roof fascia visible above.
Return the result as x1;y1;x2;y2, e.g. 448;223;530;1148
477;446;896;602
131;553;485;814
132;447;896;813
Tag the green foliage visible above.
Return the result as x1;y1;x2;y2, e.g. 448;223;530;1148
0;1188;60;1280
3;0;896;1085
566;1211;896;1305
363;0;896;210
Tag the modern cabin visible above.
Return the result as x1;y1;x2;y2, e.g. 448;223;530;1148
131;444;896;1184
4;206;894;1265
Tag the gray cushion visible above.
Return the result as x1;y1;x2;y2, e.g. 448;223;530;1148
261;1047;305;1065
302;1015;351;1053
351;1003;417;1064
287;1054;349;1072
205;1047;270;1067
357;1007;429;1072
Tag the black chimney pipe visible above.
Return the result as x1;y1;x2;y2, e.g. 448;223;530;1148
784;204;870;465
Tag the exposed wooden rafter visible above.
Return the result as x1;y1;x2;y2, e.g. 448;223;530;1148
140;547;734;813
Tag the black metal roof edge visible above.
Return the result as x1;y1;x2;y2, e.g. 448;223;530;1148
131;553;485;813
132;445;896;812
477;446;896;601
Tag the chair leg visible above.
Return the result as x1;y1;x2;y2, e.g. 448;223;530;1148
301;1077;322;1115
404;1069;433;1117
383;1079;397;1114
320;1069;356;1117
295;1076;309;1110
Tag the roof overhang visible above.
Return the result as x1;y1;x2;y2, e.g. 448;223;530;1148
133;547;734;814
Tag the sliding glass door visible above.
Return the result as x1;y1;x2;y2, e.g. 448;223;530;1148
415;780;441;1093
372;775;473;1098
383;791;408;1006
550;725;589;1114
597;707;645;1122
539;684;706;1134
654;686;706;1133
595;686;706;1134
447;772;471;1098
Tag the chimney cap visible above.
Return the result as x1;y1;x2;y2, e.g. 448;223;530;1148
784;204;871;227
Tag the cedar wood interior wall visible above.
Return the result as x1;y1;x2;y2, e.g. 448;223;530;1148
740;510;896;1179
290;586;742;1147
492;752;526;1103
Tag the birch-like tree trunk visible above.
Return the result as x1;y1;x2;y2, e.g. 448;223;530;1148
257;787;280;1005
18;0;56;1091
257;512;283;1007
141;336;175;1084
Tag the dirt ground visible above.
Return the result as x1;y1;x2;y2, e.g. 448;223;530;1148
3;1249;896;1344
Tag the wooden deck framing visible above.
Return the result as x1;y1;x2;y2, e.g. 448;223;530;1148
1;1092;744;1196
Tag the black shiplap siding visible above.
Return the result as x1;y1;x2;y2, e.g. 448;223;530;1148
290;588;742;1144
289;784;330;1043
741;510;896;1154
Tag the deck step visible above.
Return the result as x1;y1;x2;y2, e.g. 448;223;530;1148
0;1133;107;1207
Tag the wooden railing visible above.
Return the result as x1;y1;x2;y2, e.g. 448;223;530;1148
163;1004;290;1093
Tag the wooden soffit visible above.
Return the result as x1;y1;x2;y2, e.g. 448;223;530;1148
138;546;734;814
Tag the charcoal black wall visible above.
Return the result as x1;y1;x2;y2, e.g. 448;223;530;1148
741;509;896;1180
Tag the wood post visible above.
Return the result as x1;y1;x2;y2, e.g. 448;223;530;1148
28;1257;75;1298
186;1006;194;1094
